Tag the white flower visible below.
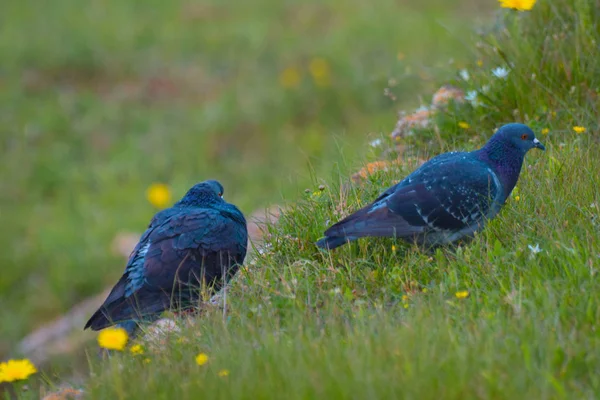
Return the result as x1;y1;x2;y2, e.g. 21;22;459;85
369;138;383;147
481;85;490;93
465;90;478;102
465;90;481;107
528;244;542;255
459;69;470;81
492;67;510;79
415;105;429;112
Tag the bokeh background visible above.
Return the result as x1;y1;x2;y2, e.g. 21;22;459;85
1;0;491;366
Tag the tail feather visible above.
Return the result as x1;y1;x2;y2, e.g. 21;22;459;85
84;294;167;331
318;204;424;250
316;235;356;250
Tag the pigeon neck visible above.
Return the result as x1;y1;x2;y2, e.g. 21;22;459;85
476;138;525;198
175;193;221;208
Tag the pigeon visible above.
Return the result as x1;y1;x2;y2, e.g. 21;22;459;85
317;123;545;250
85;180;248;335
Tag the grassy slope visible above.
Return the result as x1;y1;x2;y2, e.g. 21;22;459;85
6;0;600;398
86;142;599;399
81;1;600;398
0;0;486;349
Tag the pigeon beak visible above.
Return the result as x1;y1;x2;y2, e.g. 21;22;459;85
533;138;545;151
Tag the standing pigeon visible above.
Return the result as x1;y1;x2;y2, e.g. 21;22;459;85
317;123;545;250
85;180;248;335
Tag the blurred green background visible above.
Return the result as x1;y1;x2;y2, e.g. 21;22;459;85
0;0;491;354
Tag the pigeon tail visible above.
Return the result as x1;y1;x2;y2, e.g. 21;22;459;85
316;235;355;250
84;297;164;332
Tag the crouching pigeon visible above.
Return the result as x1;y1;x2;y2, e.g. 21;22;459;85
317;123;545;250
85;180;247;335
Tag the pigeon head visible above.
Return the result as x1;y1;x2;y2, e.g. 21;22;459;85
176;180;224;207
478;123;544;199
494;123;545;154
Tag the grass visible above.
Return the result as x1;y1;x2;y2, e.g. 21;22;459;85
0;0;486;350
4;0;600;398
83;131;600;398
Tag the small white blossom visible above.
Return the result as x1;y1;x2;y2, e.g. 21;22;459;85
465;90;481;107
369;138;383;147
492;67;510;79
459;69;470;81
481;85;490;93
528;244;542;255
465;90;478;102
330;287;342;295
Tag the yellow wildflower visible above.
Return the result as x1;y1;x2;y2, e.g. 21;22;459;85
0;359;37;383
195;353;209;366
218;369;230;377
130;344;144;355
279;67;301;89
541;128;549;135
498;0;536;11
455;290;469;299
476;59;483;67
515;195;521;201
572;126;586;134
97;327;128;351
401;295;409;302
309;58;331;87
458;121;470;129
391;245;397;252
143;358;151;364
146;183;172;209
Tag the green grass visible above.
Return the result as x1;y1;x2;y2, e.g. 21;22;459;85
83;134;600;398
5;0;600;398
0;0;485;350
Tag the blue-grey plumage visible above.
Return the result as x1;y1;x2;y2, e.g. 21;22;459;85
317;123;545;250
85;180;248;335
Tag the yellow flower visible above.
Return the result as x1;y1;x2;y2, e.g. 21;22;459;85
0;359;37;383
309;58;331;87
97;327;128;351
541;128;549;135
218;369;230;377
498;0;536;11
143;358;151;364
455;290;469;299
195;353;209;366
572;126;586;134
515;195;521;201
130;344;144;355
391;245;397;252
401;294;409;302
458;121;470;129
279;67;301;89
476;59;483;67
146;183;172;209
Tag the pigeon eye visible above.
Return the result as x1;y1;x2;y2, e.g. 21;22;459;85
218;193;223;197
521;134;528;140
